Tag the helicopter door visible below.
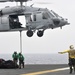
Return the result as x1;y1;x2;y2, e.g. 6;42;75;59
0;16;9;30
30;13;42;22
18;16;26;27
35;13;42;21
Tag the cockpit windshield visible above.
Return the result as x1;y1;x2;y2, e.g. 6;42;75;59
50;10;63;19
49;11;56;17
51;10;59;17
42;12;50;19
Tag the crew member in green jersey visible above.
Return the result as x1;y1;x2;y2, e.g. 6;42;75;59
18;52;24;69
12;51;18;67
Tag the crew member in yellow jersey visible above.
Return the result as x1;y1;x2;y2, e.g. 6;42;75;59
58;45;75;74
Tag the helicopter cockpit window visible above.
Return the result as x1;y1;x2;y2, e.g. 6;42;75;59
42;12;50;19
34;15;36;21
30;15;33;21
51;10;62;19
30;14;36;21
49;11;56;17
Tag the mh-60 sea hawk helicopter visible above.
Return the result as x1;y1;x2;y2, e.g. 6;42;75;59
0;0;70;37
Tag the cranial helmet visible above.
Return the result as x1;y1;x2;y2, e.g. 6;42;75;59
14;51;17;54
19;53;21;55
69;45;74;49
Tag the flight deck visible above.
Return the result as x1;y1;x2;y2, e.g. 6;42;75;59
0;64;72;75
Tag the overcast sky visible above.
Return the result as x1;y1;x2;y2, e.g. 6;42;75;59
0;0;75;54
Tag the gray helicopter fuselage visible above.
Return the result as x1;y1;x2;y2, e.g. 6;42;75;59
0;5;70;37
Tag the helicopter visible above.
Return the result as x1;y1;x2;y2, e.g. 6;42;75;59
0;0;70;37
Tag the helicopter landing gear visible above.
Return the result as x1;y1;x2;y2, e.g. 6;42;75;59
37;30;44;37
26;30;33;37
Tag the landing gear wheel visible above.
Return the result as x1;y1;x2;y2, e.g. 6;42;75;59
26;30;33;37
37;31;43;37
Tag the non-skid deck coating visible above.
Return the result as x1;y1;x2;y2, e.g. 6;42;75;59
0;64;73;75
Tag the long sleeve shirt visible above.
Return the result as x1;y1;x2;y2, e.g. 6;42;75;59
18;54;24;61
59;49;75;58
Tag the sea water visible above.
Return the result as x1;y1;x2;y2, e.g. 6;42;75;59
0;53;68;64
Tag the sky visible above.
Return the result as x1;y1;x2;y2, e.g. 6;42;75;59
0;0;75;54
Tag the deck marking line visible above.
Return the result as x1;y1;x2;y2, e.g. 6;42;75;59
21;67;69;75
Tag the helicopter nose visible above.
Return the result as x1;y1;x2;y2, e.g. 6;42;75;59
60;18;70;25
63;18;70;25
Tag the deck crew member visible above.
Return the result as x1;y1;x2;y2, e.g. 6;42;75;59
12;51;18;67
58;45;75;74
18;53;24;69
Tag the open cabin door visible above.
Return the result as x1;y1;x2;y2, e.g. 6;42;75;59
18;16;26;27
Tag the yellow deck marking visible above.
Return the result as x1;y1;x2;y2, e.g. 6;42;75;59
21;67;69;75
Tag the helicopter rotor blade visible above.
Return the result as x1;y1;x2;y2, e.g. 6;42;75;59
35;2;52;4
0;0;9;2
0;0;31;2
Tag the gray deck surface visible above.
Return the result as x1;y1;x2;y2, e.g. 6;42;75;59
0;64;73;75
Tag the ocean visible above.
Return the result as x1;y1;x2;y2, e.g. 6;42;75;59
0;53;68;64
